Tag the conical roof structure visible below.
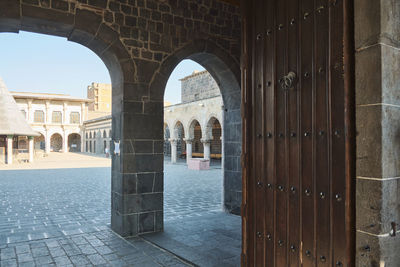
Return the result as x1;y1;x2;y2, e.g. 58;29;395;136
0;77;39;137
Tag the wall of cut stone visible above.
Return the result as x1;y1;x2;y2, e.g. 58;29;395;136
181;71;221;103
355;0;400;265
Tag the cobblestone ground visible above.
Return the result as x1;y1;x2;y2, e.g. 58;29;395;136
0;167;189;266
164;161;223;222
0;154;240;266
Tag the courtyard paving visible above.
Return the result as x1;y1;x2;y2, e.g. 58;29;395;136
0;153;241;266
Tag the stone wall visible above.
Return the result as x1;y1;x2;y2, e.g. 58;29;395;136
0;0;241;237
355;0;400;265
181;70;220;103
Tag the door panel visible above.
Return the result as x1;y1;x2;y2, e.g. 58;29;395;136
241;0;355;266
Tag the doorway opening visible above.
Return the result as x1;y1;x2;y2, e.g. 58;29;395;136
144;57;242;266
0;31;114;251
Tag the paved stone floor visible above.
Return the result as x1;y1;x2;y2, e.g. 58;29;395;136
145;162;241;267
0;153;241;266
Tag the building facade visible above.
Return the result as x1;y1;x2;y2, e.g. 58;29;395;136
164;71;223;163
12;92;91;154
82;71;224;161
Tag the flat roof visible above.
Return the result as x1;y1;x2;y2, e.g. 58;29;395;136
11;91;93;102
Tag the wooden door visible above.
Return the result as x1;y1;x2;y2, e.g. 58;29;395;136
241;0;355;266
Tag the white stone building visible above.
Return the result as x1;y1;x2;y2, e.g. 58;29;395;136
12;92;91;154
81;71;224;163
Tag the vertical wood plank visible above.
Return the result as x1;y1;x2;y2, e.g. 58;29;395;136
287;0;300;266
300;0;315;265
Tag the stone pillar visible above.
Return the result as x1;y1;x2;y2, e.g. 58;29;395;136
27;99;32;122
63;102;68;124
355;1;400;265
184;138;193;163
45;131;51;154
63;131;68;153
28;137;34;163
170;139;177;163
202;139;211;160
45;100;51;124
80;103;85;124
6;135;13;164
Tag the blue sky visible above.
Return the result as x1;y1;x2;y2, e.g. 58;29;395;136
0;31;204;104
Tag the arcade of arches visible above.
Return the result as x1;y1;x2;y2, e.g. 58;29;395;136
1;0;399;265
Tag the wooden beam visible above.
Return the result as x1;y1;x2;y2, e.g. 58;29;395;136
219;0;240;6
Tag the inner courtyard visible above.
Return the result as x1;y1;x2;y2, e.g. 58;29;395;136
0;153;240;266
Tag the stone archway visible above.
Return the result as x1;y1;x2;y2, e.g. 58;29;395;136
50;133;62;152
153;40;242;214
0;1;241;237
68;133;81;152
206;117;222;158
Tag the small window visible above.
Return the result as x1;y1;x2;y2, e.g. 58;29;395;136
70;112;80;124
85;133;88;139
52;111;62;123
89;132;92;139
94;132;96;138
34;110;45;123
103;130;107;138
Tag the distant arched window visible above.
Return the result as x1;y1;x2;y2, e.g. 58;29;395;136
70;112;80;124
109;130;111;138
103;130;107;138
85;133;88;139
93;132;96;138
52;111;62;123
89;132;92;139
34;110;45;123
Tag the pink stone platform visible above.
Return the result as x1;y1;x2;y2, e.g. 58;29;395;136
187;158;210;170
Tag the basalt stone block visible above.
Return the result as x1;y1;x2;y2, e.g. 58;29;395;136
153;172;163;192
120;60;136;83
136;173;154;193
153;140;163;154
51;0;69;12
124;83;149;101
123;114;163;140
356;178;383;235
382;45;400;105
139;193;162;212
135;154;163;172
96;23;119;46
124;193;162;214
21;4;74;37
135;59;160;83
155;211;163;232
122;153;137;173
132;140;153;154
224;170;242;192
357;45;400;106
108;39;131;61
143;101;163;115
139;212;155;233
355;45;382;106
381;0;400;47
0;0;20;19
88;0;107;9
356;231;381;267
356;105;382;178
112;211;139;237
123;101;143;114
224;142;241;157
122;173;137;194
